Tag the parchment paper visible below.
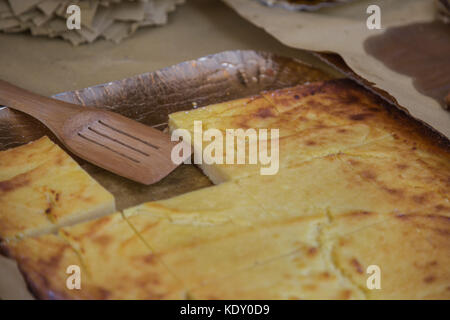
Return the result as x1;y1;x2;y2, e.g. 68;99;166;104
224;0;450;137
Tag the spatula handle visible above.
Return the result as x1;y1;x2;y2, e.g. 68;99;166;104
0;80;79;130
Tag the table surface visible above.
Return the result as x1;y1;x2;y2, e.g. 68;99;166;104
0;0;334;97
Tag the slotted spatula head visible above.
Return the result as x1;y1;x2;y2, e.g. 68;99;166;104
61;109;190;184
0;80;191;185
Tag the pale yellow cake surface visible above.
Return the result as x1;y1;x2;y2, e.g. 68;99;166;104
190;213;450;300
190;248;364;300
0;136;116;242
123;184;328;290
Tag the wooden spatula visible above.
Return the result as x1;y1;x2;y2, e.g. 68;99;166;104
0;80;191;185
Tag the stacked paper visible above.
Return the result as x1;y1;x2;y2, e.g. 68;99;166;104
0;0;185;45
256;0;354;11
436;0;449;23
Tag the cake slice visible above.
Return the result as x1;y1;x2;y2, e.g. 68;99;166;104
124;209;327;290
168;79;395;182
121;179;329;290
0;136;115;243
5;212;184;299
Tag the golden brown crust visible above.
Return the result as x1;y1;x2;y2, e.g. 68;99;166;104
263;79;450;153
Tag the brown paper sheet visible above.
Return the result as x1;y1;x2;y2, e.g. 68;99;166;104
37;0;61;16
79;0;99;29
8;0;42;16
436;0;450;23
224;0;450;137
0;1;10;13
112;1;145;21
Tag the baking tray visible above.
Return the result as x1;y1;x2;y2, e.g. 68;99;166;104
0;50;338;211
1;50;449;300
